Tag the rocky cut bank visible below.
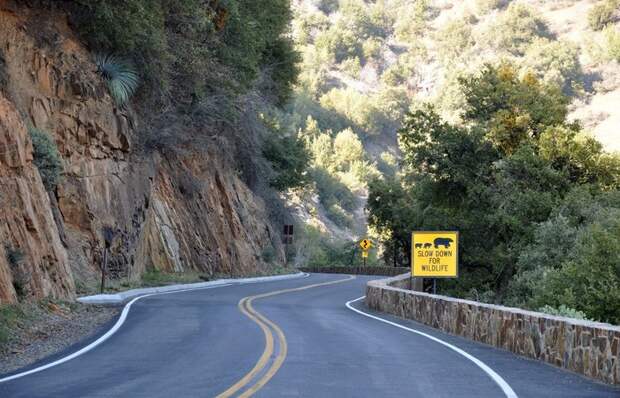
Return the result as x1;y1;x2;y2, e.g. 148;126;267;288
0;1;286;304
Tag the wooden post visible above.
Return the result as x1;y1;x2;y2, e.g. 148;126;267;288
100;248;108;294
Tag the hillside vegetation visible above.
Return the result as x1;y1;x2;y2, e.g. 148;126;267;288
282;0;620;323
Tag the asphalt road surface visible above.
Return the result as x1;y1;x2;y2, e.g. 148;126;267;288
1;273;619;397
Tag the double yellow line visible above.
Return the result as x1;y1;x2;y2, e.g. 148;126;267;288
216;275;356;398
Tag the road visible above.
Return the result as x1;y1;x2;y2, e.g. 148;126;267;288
1;273;618;397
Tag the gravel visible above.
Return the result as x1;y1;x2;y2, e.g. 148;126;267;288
0;302;119;375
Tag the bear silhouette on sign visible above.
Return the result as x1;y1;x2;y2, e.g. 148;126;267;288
415;243;423;248
423;243;432;248
434;237;453;249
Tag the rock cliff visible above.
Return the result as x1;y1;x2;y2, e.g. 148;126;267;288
0;1;283;304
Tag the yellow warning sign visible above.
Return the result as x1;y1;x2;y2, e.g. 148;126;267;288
360;239;372;250
362;250;369;258
411;231;458;278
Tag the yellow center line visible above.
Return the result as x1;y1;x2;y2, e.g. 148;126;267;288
216;275;356;398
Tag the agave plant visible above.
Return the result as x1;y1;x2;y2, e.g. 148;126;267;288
95;54;139;106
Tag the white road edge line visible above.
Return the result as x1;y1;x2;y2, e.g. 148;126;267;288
0;273;311;384
345;296;518;398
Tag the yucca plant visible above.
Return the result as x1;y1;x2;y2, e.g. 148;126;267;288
95;54;139;106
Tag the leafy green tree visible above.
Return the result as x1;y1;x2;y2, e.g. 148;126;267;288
538;127;620;189
459;64;569;154
309;133;334;170
262;115;311;191
333;128;365;171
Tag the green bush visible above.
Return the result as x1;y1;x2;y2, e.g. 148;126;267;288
538;305;590;320
435;18;475;64
485;2;552;55
332;128;365;171
604;26;620;61
312;168;357;212
262;131;311;191
261;246;277;263
459;64;569;154
95;54;139;105
588;0;619;31
521;39;583;95
28;127;62;192
70;0;299;104
326;203;353;228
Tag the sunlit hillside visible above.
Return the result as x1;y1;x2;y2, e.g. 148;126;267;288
286;0;620;264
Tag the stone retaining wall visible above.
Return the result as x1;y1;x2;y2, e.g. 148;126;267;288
299;266;409;276
365;273;620;385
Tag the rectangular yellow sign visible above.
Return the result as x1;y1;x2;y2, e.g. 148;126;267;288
411;231;458;278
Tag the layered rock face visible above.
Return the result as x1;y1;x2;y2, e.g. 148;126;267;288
0;2;281;304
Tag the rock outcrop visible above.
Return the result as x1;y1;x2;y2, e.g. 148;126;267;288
0;1;282;304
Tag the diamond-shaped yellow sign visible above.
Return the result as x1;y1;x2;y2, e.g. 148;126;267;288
360;239;372;250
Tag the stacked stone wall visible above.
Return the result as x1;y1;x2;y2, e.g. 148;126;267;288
365;274;620;385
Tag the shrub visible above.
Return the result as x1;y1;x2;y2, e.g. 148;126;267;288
521;38;583;95
475;0;510;14
485;2;552;55
538;218;620;324
393;0;431;43
604;25;620;61
333;128;365;171
71;0;299;104
588;0;619;31
318;0;339;14
435;18;475;64
95;54;139;106
538;305;590;320
28;127;62;192
261;246;277;263
340;57;362;78
5;246;24;268
312;168;357;211
362;37;383;62
4;246;28;299
326;203;353;228
262;123;311;191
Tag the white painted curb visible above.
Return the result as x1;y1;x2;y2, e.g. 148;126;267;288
78;272;309;305
0;272;309;383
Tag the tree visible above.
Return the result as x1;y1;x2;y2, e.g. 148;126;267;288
333;128;364;171
459;64;569;154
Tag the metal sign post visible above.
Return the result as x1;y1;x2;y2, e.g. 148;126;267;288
101;226;115;294
283;225;294;266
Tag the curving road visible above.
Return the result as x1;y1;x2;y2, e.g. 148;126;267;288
1;273;618;397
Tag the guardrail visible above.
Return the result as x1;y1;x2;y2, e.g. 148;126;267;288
365;273;620;385
299;266;409;276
